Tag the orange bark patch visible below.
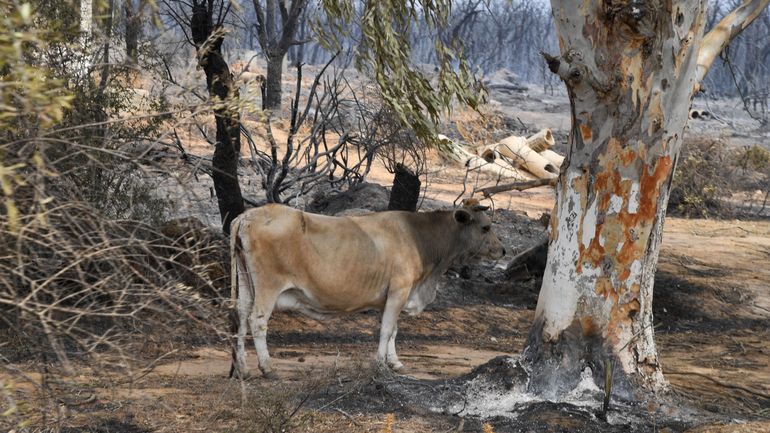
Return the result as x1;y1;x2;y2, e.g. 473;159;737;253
595;277;616;299
607;297;641;339
626;155;673;226
581;316;598;337
620;147;637;167
580;124;593;142
618;268;631;281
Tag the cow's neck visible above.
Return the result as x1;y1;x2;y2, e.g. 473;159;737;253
407;210;465;273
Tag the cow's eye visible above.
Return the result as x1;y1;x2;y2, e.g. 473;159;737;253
482;226;491;233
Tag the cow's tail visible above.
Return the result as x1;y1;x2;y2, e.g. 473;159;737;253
229;214;243;379
229;215;243;305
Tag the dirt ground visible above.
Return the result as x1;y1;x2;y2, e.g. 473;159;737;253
3;73;770;432
10;171;768;433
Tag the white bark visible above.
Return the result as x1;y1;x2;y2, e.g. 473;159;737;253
78;0;94;75
527;0;769;397
696;0;770;83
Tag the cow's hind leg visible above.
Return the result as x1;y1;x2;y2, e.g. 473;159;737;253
248;287;282;379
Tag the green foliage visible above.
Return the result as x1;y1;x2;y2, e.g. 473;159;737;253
317;0;486;146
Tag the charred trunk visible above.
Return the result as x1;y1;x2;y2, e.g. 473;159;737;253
264;53;285;111
388;164;421;212
124;0;140;64
191;1;245;233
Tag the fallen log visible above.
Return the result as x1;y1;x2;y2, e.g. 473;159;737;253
437;135;532;181
486;135;558;179
506;239;549;280
526;128;555;152
465;156;532;181
539;149;565;167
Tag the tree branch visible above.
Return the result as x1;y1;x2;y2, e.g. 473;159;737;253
479;178;556;198
696;0;770;82
251;0;268;50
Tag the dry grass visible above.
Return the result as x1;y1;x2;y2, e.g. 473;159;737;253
451;106;506;148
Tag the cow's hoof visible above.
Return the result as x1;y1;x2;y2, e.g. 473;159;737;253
230;370;252;380
262;370;280;380
389;361;405;372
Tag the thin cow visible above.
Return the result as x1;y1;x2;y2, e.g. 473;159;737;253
229;200;506;379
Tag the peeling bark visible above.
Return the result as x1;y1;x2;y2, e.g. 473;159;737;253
527;0;769;398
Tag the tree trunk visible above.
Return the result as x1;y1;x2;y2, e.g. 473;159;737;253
98;0;114;90
526;0;768;399
264;53;284;111
191;1;245;234
124;0;141;64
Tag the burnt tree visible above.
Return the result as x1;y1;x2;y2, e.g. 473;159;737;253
191;0;245;233
388;164;421;212
251;0;308;110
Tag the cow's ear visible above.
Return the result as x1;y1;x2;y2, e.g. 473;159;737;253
454;209;473;224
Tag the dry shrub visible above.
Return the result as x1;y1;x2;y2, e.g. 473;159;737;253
0;142;226;429
669;138;770;218
236;384;319;433
451;106;506;148
668;137;734;217
736;144;770;172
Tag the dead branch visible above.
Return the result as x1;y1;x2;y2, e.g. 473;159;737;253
479;178;556;198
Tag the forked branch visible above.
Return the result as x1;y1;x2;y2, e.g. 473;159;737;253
696;0;770;82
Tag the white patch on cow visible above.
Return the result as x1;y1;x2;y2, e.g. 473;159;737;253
628;182;641;213
616;240;625;252
608;194;623;214
581;197;598;249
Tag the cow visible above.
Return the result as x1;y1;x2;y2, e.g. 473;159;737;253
229;200;506;379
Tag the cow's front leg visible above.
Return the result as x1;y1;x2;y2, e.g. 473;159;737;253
377;290;407;371
386;327;404;371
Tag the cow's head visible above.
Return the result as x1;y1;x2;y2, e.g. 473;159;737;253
453;199;506;261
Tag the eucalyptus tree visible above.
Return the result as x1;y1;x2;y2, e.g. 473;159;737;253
528;0;770;398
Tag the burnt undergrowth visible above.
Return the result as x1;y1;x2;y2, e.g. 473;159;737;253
306;356;705;433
